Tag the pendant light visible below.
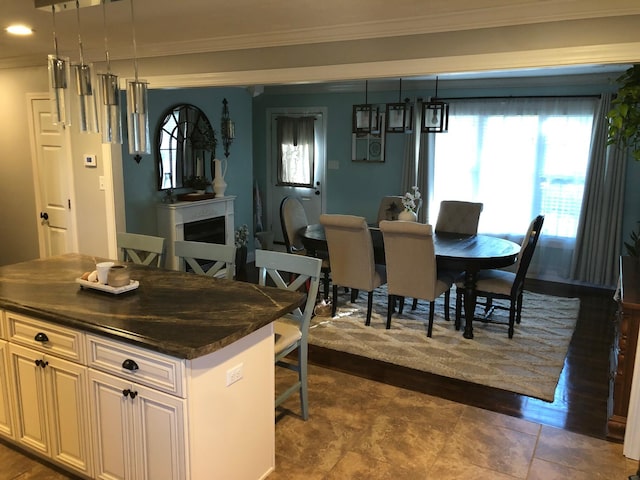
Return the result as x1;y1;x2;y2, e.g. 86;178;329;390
73;0;99;133
421;76;449;133
126;0;150;159
47;4;71;127
386;78;414;133
352;80;381;134
97;0;122;144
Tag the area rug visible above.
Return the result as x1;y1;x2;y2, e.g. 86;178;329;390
308;288;580;402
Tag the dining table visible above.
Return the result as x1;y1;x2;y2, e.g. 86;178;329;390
299;223;521;339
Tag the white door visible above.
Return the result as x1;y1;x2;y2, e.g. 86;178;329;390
266;108;327;244
29;96;77;257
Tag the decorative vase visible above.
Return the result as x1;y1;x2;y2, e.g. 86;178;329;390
212;158;227;197
398;209;417;222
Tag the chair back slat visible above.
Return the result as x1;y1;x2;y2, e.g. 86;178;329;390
511;215;544;295
174;240;236;279
117;232;166;267
280;196;309;253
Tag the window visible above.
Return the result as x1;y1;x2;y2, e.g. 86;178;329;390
429;97;597;280
276;116;315;187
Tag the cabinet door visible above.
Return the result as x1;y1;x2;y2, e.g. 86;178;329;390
89;369;135;480
132;384;186;480
0;340;15;439
46;354;92;476
9;343;50;455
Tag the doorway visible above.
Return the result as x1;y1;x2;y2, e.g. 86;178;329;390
266;107;327;244
28;95;78;257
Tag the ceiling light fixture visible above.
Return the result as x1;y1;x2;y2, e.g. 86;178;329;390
73;0;99;133
47;4;71;126
421;76;449;133
352;80;381;135
97;0;122;144
386;78;413;134
126;0;150;161
6;25;34;35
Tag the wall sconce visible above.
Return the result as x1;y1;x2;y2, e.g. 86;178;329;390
421;77;449;133
386;78;413;133
221;98;234;158
352;80;381;134
126;0;150;160
47;5;71;127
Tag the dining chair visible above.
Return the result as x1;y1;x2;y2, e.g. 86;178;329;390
380;221;457;336
455;215;545;338
320;214;387;326
280;196;331;299
434;200;484;235
117;232;166;268
174;240;236;279
255;249;322;421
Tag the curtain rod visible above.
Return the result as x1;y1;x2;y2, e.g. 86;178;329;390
437;94;601;101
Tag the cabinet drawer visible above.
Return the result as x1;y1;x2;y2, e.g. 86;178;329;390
87;335;185;397
6;312;85;364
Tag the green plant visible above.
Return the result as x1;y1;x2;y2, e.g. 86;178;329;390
624;222;640;257
607;64;640;161
186;175;209;190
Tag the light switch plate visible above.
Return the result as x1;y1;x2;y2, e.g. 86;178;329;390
84;154;97;167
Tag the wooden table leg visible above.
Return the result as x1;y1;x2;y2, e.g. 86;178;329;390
463;270;478;339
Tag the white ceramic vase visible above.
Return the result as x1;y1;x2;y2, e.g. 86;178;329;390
398;209;417;222
212;158;227;197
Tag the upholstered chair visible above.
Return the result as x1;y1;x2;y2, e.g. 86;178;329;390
256;249;322;420
174;240;236;279
376;196;404;222
435;200;484;235
320;214;387;325
117;232;166;268
380;221;457;337
280;196;331;299
455;215;545;338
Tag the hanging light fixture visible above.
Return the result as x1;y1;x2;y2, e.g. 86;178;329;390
421;76;449;133
386;78;413;133
73;0;99;133
126;0;150;160
97;0;122;144
352;80;381;135
47;4;71;127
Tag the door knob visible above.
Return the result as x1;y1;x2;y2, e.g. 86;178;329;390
40;212;49;221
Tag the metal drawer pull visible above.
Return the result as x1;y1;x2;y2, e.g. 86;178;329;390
122;388;138;399
34;332;49;342
122;359;139;371
34;359;48;368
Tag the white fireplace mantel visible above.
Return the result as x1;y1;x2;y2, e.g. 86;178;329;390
157;196;235;270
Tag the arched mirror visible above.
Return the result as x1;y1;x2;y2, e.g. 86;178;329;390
156;104;216;190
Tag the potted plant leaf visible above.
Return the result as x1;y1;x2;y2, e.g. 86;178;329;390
186;175;210;193
606;64;640;161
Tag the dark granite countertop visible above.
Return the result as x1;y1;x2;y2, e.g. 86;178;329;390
0;254;305;360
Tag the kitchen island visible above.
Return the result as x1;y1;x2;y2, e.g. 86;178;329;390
0;254;304;480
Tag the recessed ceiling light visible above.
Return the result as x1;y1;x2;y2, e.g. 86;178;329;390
6;25;34;36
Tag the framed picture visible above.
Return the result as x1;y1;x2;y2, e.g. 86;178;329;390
352;113;385;162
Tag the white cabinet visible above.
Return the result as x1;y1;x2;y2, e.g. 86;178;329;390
8;342;92;476
89;369;186;480
0;338;14;439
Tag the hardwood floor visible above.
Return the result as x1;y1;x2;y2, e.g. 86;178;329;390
307;278;618;441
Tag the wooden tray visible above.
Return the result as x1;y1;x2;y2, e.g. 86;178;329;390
177;192;216;201
76;278;139;295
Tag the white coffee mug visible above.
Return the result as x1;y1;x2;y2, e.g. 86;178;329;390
96;261;114;285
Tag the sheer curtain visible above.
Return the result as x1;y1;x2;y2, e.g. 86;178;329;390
429;97;598;282
571;94;627;287
276;116;315;186
401;100;430;222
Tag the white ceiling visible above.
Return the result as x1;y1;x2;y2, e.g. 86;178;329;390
1;0;638;86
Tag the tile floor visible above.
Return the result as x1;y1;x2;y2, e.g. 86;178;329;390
0;363;637;479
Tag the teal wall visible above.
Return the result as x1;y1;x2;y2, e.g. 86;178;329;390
119;76;640;257
121;87;254;243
